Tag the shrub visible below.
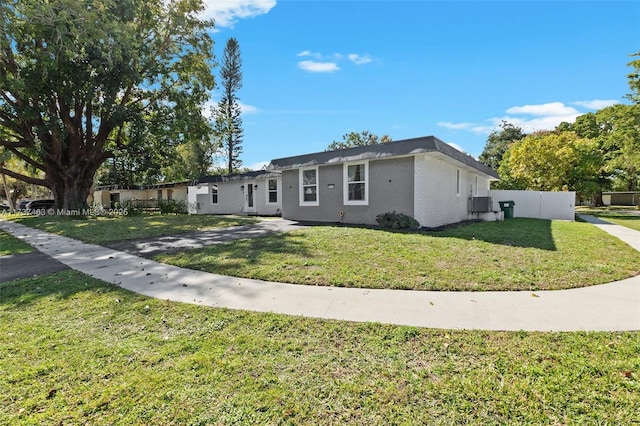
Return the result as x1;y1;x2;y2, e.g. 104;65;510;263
375;211;420;230
158;199;188;215
113;200;143;216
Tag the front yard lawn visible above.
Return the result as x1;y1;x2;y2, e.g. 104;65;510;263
0;230;34;256
6;213;257;244
1;271;638;424
156;218;640;291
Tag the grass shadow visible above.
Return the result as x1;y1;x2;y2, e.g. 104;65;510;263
156;231;314;276
428;218;557;250
361;218;557;251
0;270;123;310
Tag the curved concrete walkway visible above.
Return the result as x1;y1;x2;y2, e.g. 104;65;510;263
1;217;638;332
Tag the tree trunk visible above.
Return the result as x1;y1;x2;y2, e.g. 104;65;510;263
592;191;603;207
1;172;15;213
45;154;105;212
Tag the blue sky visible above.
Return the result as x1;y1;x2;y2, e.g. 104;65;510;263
203;0;640;170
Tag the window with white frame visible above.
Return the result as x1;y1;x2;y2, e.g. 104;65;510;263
456;169;461;196
344;162;368;205
267;179;278;204
211;184;218;204
300;167;318;205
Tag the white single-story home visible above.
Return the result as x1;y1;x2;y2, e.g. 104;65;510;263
267;136;501;228
93;181;191;209
187;170;282;216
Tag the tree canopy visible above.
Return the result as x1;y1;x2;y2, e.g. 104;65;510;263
326;130;392;151
489;52;640;200
0;0;215;209
478;121;526;171
497;131;602;199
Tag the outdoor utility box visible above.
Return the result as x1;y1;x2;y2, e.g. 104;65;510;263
498;200;515;219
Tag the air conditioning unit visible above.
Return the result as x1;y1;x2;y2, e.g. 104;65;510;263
468;196;492;213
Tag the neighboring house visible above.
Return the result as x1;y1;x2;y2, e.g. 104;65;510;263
93;181;191;209
188;170;282;216
267;136;501;228
602;192;639;206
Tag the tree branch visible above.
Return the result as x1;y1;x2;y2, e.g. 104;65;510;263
0;167;49;187
6;146;45;171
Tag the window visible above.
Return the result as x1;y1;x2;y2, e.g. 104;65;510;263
167;189;173;201
456;169;461;197
344;162;368;205
299;167;319;206
475;175;479;196
157;189;162;200
267;179;278;204
211;185;218;204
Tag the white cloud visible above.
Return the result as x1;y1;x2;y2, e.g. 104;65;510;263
439;99;615;137
297;51;373;72
297;60;340;73
202;100;260;118
296;50;321;59
437;121;475;130
505;102;579;117
202;0;276;29
247;161;270;171
347;54;372;65
437;121;494;135
572;99;619;110
239;102;259;114
499;101;586;133
447;142;466;153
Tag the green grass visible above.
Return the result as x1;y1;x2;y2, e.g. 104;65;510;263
0;230;34;256
156;219;640;291
1;271;638;425
5;213;258;244
576;206;640;232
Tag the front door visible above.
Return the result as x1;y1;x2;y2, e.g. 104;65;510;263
245;181;256;213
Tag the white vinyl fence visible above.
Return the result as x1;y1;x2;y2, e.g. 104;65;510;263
489;190;575;221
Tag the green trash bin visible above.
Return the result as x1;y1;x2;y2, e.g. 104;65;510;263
498;200;515;219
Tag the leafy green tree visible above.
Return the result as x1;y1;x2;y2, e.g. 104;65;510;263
559;104;640;193
0;0;215;209
478;121;526;171
214;38;244;174
497;131;603;200
626;51;640;104
162;138;217;181
326;130;392;151
595;104;640;191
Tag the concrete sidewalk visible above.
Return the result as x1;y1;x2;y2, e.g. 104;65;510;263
1;217;638;331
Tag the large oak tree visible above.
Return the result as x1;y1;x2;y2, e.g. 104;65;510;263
0;0;215;209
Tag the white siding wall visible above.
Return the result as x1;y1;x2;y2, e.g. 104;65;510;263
414;154;480;228
413;155;429;226
192;178;281;215
489;190;575;221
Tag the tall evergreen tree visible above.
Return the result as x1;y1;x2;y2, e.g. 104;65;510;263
215;38;243;174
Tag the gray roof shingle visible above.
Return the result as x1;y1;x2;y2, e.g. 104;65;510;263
268;135;499;179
